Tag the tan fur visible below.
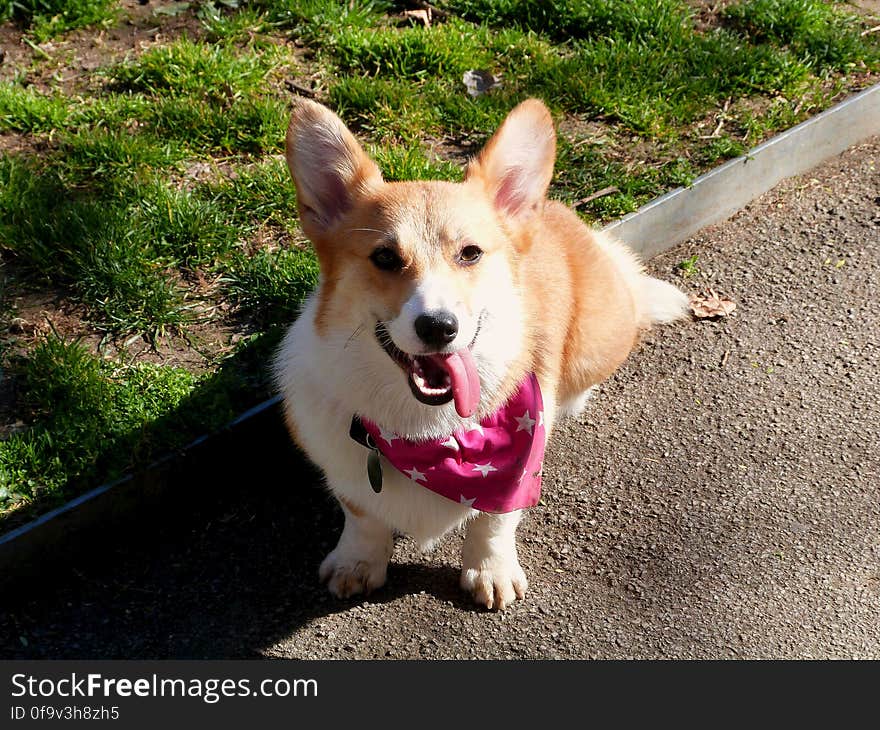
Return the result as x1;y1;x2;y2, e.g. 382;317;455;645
339;497;365;519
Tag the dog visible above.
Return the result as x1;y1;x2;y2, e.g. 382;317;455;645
274;98;687;610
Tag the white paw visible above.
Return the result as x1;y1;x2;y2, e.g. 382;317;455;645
319;546;390;599
460;557;528;611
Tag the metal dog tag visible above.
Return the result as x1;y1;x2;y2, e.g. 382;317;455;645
350;416;383;493
367;447;383;493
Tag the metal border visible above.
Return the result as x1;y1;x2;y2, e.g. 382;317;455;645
604;83;880;258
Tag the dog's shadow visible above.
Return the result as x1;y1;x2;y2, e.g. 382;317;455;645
1;422;479;659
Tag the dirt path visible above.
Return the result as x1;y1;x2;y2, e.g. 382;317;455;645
2;138;878;660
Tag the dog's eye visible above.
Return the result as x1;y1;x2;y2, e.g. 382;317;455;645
370;247;403;272
457;245;483;266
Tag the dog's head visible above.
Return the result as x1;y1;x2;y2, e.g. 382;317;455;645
285;99;555;429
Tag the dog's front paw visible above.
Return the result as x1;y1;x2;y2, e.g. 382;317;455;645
320;500;394;599
319;548;389;599
460;557;528;611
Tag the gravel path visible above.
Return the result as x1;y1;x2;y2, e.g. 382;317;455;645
2;138;878;660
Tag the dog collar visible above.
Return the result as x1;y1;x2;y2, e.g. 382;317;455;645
350;373;546;513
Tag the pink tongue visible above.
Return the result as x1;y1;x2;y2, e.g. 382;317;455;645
429;349;480;418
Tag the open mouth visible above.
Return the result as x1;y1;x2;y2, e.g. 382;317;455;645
375;316;483;418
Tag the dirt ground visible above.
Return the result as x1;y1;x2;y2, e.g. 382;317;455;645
1;136;878;660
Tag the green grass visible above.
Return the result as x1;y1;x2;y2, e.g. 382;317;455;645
0;0;877;524
722;0;870;69
0;157;192;337
0;0;117;39
677;254;700;278
224;247;319;328
442;0;695;43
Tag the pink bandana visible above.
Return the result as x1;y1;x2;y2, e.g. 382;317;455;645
351;374;545;513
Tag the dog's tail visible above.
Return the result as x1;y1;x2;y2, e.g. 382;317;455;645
636;275;689;326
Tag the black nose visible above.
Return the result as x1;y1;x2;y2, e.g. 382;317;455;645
414;311;458;348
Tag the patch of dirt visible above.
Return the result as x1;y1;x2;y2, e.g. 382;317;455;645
0;131;40;155
685;71;879;150
423;133;481;168
0;1;206;92
849;1;880;19
0;371;22;440
683;1;738;33
0;255;238;370
556;114;614;146
0;275;242;436
0;24;31;80
557;113;689;176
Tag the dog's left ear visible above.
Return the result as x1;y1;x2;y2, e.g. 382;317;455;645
465;98;556;220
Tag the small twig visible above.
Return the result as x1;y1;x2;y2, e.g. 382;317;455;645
402;8;431;27
720;350;730;367
700;98;731;139
285;79;316;99
406;1;449;19
21;36;52;60
861;24;880;36
574;185;619;208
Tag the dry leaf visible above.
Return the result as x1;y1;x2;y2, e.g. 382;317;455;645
689;289;737;319
462;69;502;97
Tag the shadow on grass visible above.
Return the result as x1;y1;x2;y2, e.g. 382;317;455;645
0;327;286;533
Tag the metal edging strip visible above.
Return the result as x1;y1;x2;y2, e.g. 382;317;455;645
603;83;880;258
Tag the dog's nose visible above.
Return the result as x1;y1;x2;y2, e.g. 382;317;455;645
414;310;458;348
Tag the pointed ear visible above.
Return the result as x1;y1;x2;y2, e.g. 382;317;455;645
285;99;383;238
465;99;556;219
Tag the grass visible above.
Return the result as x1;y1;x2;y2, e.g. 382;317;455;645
722;0;869;68
0;0;878;524
677;254;700;278
0;0;117;40
0;334;254;512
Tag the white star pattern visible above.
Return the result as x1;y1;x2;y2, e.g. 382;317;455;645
459;495;476;508
515;410;536;435
404;466;427;483
442;436;459;450
378;427;399;446
472;462;497;477
538;410;544;428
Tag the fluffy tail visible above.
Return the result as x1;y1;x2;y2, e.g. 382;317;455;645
637;275;689;326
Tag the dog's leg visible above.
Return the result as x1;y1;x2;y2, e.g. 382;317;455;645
319;501;394;599
460;510;527;610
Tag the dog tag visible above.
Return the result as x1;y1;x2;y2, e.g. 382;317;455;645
367;447;383;493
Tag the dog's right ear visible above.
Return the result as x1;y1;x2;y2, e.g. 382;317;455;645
285;99;383;239
465;98;555;222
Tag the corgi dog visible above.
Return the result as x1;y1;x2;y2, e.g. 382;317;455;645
275;98;686;610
